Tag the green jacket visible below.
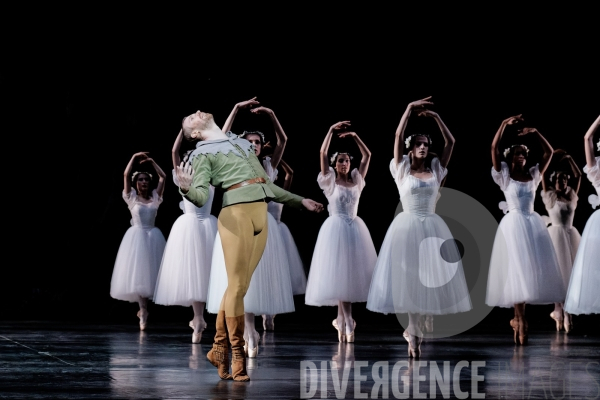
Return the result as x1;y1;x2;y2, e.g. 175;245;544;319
180;132;304;209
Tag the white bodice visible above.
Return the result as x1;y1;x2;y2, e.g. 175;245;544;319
180;186;215;221
492;162;542;215
391;155;447;219
123;189;162;231
542;188;578;228
318;167;365;223
263;157;285;221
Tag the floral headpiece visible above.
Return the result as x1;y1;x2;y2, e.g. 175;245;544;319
132;171;153;182
405;134;432;149
503;144;529;159
549;171;570;183
330;152;353;165
240;130;266;144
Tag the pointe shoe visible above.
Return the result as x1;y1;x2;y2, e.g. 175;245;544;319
518;319;528;345
403;330;421;358
424;315;434;333
563;311;572;333
510;318;519;344
262;314;275;331
550;311;563;331
137;310;148;331
190;320;207;344
243;329;260;358
332;319;346;343
345;320;357;343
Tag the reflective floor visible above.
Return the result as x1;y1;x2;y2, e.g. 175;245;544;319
1;314;599;399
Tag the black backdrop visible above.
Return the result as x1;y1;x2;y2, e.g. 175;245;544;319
3;11;599;328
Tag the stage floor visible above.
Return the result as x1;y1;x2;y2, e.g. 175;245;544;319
1;317;599;400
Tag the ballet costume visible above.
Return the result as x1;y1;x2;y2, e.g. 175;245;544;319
110;189;166;328
485;162;566;308
564;157;600;315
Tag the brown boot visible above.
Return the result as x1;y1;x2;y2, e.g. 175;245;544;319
206;310;232;380
226;315;250;382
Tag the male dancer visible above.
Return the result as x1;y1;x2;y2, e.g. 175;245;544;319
176;106;323;381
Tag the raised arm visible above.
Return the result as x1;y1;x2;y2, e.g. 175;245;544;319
417;110;455;168
491;114;523;172
321;121;350;175
221;97;260;133
562;152;582;194
140;156;167;197
395;96;433;167
584;115;600;169
172;129;183;169
338;131;371;178
250;106;287;169
279;158;293;191
518;127;553;175
123;152;149;194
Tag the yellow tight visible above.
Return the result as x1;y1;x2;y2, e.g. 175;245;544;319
217;201;268;317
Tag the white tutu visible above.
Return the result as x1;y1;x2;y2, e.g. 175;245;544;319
206;213;296;314
541;188;581;290
367;157;472;315
153;181;217;306
485;162;566;307
268;201;307;295
305;168;377;306
110;189;166;302
565;158;600;315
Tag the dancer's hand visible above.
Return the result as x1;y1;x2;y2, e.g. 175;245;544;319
518;127;538;136
250;106;273;115
301;198;324;213
338;131;357;138
139;157;155;164
417;109;438;118
328;121;351;134
133;151;149;160
176;161;194;192
236;97;260;109
503;114;524;125
408;96;433;110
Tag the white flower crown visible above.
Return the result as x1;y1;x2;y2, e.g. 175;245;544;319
330;152;353;165
240;130;266;143
503;145;529;159
132;171;153;182
549;171;570;183
405;134;432;149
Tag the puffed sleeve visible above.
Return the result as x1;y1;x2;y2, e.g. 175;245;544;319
541;188;557;210
583;157;600;188
122;188;137;209
492;161;510;191
529;163;542;187
351;168;366;192
152;189;163;206
262;157;278;182
431;157;448;185
317;167;336;197
390;155;410;185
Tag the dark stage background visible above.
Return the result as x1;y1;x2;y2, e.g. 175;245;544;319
3;13;599;333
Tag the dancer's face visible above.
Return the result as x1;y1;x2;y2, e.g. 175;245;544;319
245;133;262;156
411;136;430;159
512;146;527;167
554;172;568;191
182;110;215;140
135;173;151;193
335;154;351;174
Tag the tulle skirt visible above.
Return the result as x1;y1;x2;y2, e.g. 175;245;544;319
565;210;600;314
206;213;295;315
153;214;218;306
547;224;581;290
305;215;377;306
367;212;472;315
110;226;166;302
486;211;566;307
278;221;307;295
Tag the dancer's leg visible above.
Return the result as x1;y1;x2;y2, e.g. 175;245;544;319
191;302;207;342
550;302;564;331
340;302;354;334
244;313;260;357
137;296;148;331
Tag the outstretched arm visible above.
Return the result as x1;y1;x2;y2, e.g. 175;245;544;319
562;153;582;194
140;157;167;197
417;110;455;168
491;114;523;172
395;96;433;167
518;127;553;175
172;129;183;169
221;97;260;133
584;115;600;169
279;158;293;191
251;106;287;169
338;131;371;178
123;152;149;194
321;121;350;175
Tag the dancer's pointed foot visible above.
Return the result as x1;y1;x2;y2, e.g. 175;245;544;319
332;319;345;343
345;319;356;343
403;326;423;358
262;315;275;331
189;318;207;344
243;328;260;358
550;311;563;331
137;310;149;331
563;310;572;333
